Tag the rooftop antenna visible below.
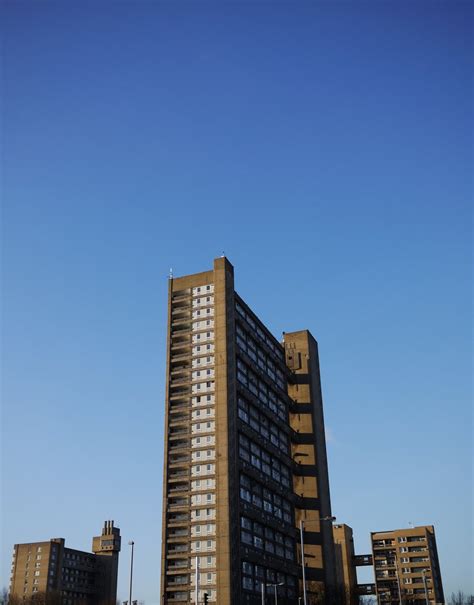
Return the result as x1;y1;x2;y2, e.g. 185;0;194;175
169;268;173;280
221;251;225;258
408;521;414;528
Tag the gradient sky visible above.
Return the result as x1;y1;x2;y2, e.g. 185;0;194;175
1;1;472;603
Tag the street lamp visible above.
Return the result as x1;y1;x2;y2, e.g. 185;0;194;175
263;582;284;605
299;515;336;605
128;541;135;605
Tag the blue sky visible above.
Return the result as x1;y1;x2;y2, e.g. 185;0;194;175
1;1;472;603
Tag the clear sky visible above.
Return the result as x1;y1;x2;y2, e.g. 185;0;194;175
1;1;472;603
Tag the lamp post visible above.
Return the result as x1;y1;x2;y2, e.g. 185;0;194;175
128;541;135;605
299;515;336;605
265;582;284;605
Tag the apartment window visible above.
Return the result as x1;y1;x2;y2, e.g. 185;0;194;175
207;572;212;583
196;526;201;534
207;556;212;564
34;572;40;577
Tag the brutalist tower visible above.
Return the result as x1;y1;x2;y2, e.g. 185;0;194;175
160;257;336;604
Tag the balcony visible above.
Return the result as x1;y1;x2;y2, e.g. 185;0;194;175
169;428;190;438
170;351;190;363
167;544;189;554
168;513;189;524
171;364;190;375
171;377;191;388
169;403;189;414
171;341;191;353
170;388;191;400
168;498;189;510
172;323;191;335
168;455;190;466
169;440;189;453
168;482;189;494
167;577;190;587
168;528;189;538
167;560;189;572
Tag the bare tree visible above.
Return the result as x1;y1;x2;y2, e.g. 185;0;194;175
449;591;474;605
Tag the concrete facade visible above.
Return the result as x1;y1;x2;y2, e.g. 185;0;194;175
332;525;358;605
160;258;336;604
9;521;121;605
371;526;444;605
